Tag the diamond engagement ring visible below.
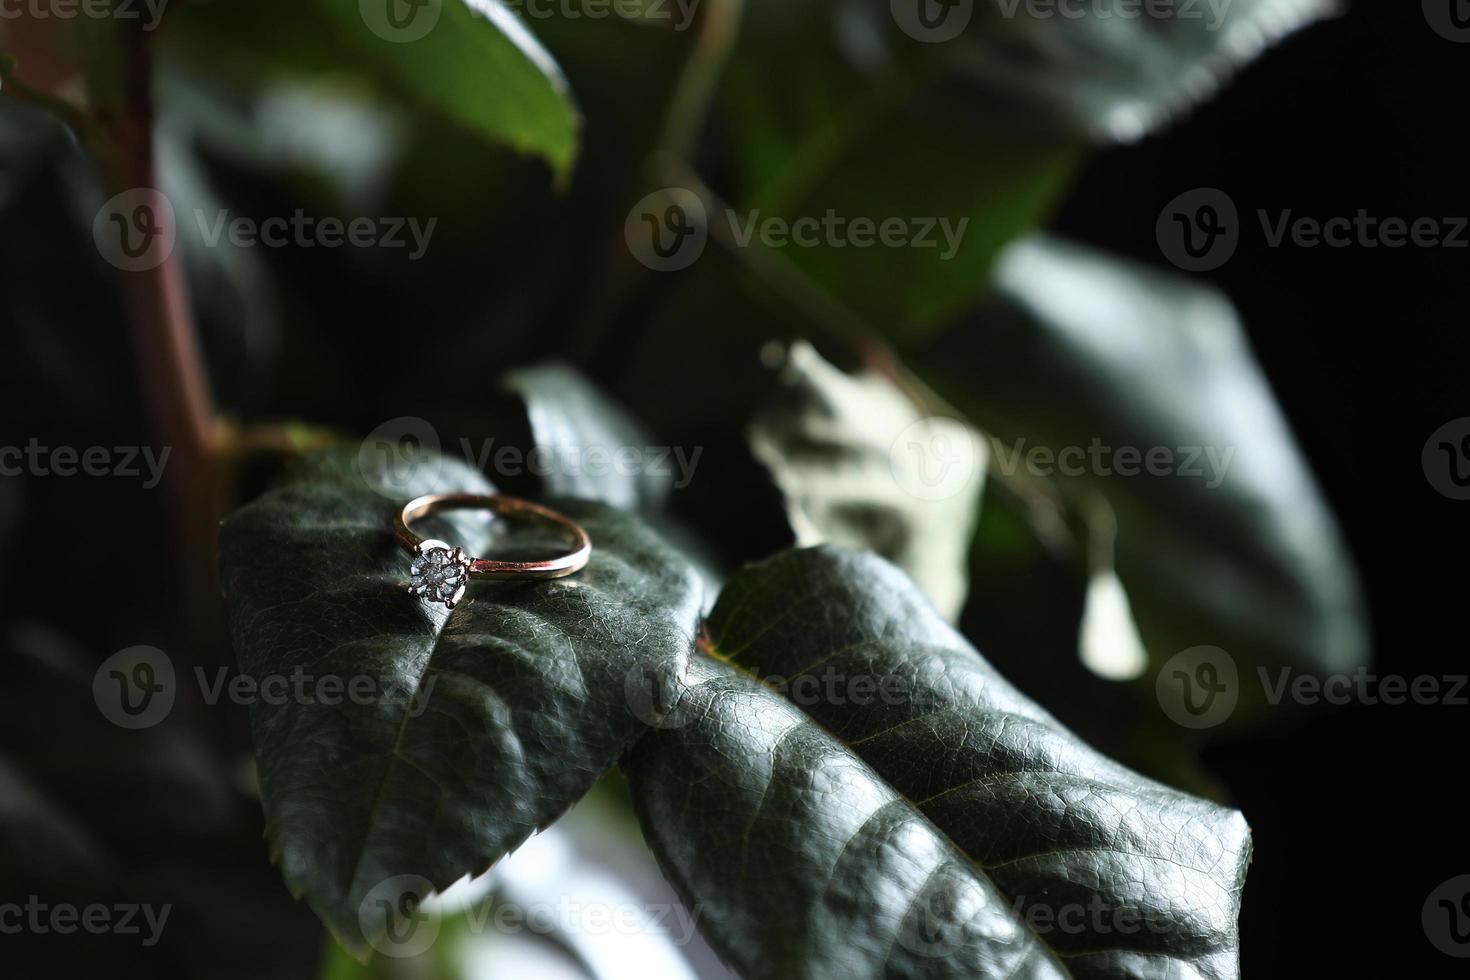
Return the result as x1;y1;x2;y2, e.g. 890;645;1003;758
394;493;592;608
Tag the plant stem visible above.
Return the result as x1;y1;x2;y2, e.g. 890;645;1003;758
656;0;744;161
651;158;920;396
566;0;745;363
80;9;229;660
81;10;218;461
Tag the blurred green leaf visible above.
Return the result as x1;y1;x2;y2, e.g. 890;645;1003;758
163;0;580;177
0;624;321;978
927;0;1334;142
748;340;984;621
625;546;1252;979
720;0;1330;343
723;2;1078;342
920;235;1367;694
761;0;1331;143
217;447;703;955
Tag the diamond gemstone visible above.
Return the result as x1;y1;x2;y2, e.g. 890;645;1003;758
410;546;466;606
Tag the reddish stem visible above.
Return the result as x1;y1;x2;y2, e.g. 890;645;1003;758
82;11;227;661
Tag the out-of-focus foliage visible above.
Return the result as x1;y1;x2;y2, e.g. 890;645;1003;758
0;625;321;978
163;0;580;177
0;0;1351;976
749;341;984;621
924;235;1367;693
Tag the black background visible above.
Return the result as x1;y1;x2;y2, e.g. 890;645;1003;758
1054;2;1466;973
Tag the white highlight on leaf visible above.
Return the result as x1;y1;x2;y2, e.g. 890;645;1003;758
1079;570;1149;682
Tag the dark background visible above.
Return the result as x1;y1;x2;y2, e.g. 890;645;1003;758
1054;2;1466;973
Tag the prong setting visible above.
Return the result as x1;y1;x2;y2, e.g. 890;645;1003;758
407;539;469;609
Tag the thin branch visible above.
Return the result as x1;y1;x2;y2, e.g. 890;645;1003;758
76;8;231;666
79;10;218;470
566;0;746;361
651;156;916;397
656;0;745;161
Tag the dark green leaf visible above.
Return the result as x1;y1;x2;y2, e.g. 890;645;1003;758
626;546;1251;979
218;447;704;955
501;361;674;511
919;235;1367;690
163;0;579;177
498;361;728;603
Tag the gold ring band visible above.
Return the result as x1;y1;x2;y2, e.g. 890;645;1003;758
395;493;592;608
